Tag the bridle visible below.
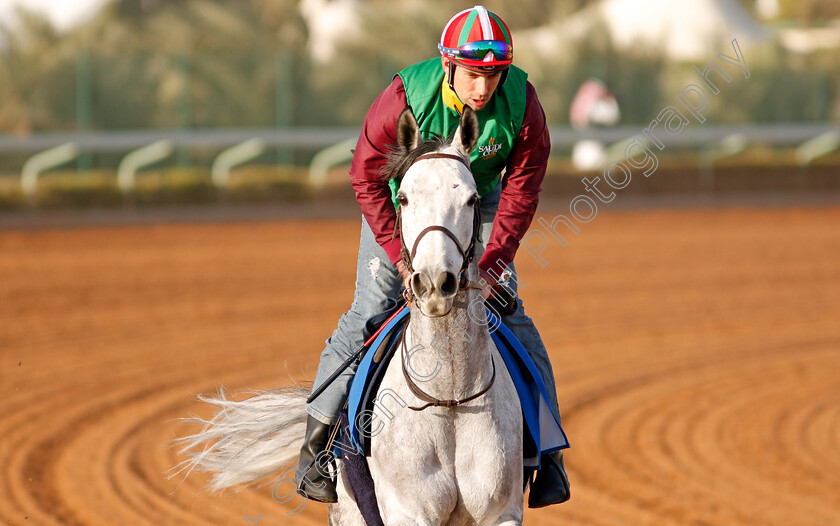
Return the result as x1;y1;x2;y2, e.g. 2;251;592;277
392;151;495;411
391;152;484;302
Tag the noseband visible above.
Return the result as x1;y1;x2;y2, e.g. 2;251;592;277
392;152;483;301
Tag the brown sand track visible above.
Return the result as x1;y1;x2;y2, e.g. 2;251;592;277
2;206;839;525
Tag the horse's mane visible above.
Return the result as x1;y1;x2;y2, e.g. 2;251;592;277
381;135;450;182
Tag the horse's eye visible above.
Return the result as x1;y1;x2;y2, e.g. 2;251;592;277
398;194;408;206
467;194;478;206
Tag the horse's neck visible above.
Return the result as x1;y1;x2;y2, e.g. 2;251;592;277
406;277;493;400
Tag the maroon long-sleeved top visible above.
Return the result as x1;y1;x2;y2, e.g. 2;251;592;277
349;75;550;278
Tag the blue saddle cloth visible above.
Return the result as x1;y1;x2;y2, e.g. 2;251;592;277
340;305;569;469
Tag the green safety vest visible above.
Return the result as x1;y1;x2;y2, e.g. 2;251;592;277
389;57;528;209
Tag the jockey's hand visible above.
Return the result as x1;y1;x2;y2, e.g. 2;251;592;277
396;260;412;292
480;267;518;315
478;267;493;300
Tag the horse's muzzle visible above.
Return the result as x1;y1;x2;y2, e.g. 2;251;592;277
410;269;458;316
411;270;458;299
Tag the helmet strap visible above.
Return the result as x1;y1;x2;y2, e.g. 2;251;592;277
499;66;509;87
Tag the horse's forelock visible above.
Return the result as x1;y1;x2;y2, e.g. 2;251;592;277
380;135;450;182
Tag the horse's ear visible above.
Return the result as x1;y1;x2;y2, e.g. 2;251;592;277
453;106;479;157
397;107;420;153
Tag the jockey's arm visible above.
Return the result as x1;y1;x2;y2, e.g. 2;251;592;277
478;82;551;281
349;77;407;270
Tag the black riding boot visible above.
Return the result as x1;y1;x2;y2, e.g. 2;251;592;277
294;415;338;503
527;450;570;508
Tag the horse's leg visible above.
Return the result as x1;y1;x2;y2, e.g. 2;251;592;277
488;490;526;526
452;355;523;524
372;466;457;525
369;358;459;524
376;501;444;526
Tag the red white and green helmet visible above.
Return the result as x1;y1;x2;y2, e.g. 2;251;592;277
438;5;513;73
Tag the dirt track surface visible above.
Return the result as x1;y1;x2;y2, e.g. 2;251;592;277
2;205;839;525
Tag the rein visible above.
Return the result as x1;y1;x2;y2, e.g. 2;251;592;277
392;151;495;411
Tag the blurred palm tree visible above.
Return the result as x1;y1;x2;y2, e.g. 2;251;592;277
0;0;836;133
0;0;310;132
777;0;840;23
0;7;78;133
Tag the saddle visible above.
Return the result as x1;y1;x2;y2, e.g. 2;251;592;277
331;301;570;526
338;301;569;463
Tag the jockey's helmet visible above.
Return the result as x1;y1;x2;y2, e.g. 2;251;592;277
438;5;513;85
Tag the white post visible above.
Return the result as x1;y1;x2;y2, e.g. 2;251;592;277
308;138;357;189
117;140;174;194
211;138;266;189
796;131;840;166
21;143;79;201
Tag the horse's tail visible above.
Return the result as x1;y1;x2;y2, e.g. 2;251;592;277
171;386;309;491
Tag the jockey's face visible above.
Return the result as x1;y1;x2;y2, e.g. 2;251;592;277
442;57;502;112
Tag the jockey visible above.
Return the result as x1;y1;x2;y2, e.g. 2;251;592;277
295;5;570;508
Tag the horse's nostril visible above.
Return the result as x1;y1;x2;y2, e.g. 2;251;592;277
438;271;458;297
411;272;430;298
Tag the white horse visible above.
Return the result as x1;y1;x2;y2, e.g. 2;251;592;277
174;107;523;525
